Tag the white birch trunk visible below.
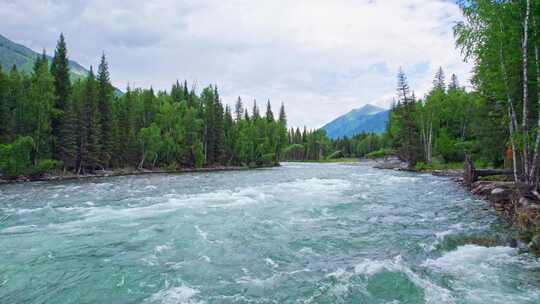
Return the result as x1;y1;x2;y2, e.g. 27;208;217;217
522;0;531;181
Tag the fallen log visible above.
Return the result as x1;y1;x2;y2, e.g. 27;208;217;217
464;155;512;189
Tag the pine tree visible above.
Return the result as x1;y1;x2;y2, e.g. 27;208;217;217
33;50;47;74
276;103;288;161
171;80;183;103
0;66;11;143
266;100;274;123
392;69;420;168
223;104;234;163
448;74;460;91
252;100;260;120
183;80;189;103
9;66;25;137
60;83;81;170
117;86;138;166
51;33;71;159
396;67;410;104
79;68;101;172
97;54;114;167
433;67;446;91
234;96;243;121
212;86;225;163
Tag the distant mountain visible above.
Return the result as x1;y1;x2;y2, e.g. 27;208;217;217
0;34;122;95
322;104;390;139
0;33;88;78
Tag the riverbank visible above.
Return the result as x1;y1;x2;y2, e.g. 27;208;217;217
369;156;540;253
0;164;278;185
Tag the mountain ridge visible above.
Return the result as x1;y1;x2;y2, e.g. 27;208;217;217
322;104;389;139
0;33;88;78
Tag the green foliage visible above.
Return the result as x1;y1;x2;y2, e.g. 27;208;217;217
326;150;344;160
365;148;395;159
0;34;289;178
137;123;161;168
0;136;34;177
31;159;62;176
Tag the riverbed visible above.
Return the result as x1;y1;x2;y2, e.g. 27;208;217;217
0;162;539;303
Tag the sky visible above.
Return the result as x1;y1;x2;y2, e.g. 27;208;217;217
0;0;472;128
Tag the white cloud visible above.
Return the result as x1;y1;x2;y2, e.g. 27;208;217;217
0;0;471;128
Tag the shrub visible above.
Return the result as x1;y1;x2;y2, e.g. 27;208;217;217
30;159;62;177
365;148;395;159
0;137;35;178
326;150;344;160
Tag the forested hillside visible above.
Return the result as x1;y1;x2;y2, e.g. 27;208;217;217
0;34;288;178
0;34;88;79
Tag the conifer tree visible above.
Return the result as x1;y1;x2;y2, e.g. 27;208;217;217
212;86;225;163
79;68;101;172
51;33;71;158
60;83;81;170
0;66;11;143
266;100;274;123
234;96;243;121
171;80;183;103
252;100;260;120
97;54;114;167
433;67;446;91
448;74;460;91
9;66;25;136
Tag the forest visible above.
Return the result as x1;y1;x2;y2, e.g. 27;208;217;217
289;0;540;189
0;35;288;178
389;0;540;188
2;0;539;185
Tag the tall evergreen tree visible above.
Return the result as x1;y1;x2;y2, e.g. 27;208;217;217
78;68;101;172
448;74;460;91
433;67;446;91
50;33;72;159
266;100;274;123
0;66;11;143
252;100;260;120
235;96;243;122
97;54;114;167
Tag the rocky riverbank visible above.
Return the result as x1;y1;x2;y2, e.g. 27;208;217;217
469;181;540;253
368;157;540;253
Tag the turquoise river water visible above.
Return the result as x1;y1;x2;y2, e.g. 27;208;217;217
0;162;539;303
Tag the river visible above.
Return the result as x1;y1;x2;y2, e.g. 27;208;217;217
0;162;539;303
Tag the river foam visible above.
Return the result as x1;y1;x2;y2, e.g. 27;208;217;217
0;162;538;303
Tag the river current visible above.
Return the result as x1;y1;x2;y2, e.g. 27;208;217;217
0;162;539;303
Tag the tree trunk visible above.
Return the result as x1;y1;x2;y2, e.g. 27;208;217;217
522;0;531;181
138;151;145;169
529;15;540;187
499;22;520;183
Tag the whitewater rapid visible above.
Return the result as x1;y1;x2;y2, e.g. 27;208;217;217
0;162;539;303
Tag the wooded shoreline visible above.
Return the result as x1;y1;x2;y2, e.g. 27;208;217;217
0;164;279;185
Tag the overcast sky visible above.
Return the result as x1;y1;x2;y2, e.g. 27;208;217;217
0;0;471;128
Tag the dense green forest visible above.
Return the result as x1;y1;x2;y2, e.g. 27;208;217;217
0;35;288;178
389;0;540;187
289;0;540;189
2;1;539;185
